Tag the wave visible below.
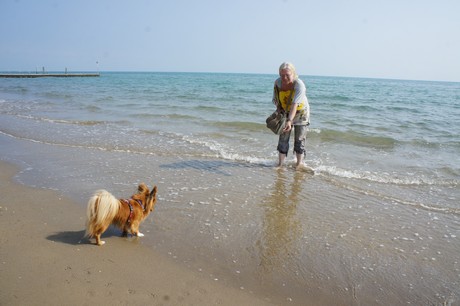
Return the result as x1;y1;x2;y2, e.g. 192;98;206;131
2;121;457;189
314;165;460;216
181;134;273;166
85;105;102;112
132;113;199;121
16;114;105;126
1;86;29;95
193;105;222;112
321;171;460;215
42;91;74;100
0;129;167;157
315;164;458;187
313;94;351;102
409;138;460;149
313;129;397;148
212;121;265;132
314;120;459;150
94;96;114;103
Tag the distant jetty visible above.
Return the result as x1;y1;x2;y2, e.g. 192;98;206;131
0;73;100;78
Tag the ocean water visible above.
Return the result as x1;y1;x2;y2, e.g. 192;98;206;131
1;72;458;207
1;72;459;305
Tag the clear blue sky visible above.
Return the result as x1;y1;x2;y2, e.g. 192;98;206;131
1;0;459;81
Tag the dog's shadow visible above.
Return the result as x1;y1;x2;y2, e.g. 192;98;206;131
46;227;120;245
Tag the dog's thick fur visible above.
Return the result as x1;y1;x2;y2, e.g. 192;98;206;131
85;183;157;246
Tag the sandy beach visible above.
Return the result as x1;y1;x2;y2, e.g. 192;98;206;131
0;161;278;306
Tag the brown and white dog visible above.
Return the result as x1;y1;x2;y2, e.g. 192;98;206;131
85;183;158;246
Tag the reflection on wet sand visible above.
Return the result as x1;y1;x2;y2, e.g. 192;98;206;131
257;169;309;277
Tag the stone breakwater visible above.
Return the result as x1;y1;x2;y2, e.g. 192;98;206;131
0;73;100;78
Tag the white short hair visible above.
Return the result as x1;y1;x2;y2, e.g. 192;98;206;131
279;62;298;79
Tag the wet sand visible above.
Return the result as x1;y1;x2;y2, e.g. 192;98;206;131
1;141;458;305
0;161;278;306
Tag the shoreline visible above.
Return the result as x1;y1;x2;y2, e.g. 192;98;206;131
0;160;278;306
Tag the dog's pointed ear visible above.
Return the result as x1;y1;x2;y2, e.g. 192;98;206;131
150;185;157;197
138;183;148;194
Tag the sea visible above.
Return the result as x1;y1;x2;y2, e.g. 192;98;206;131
1;72;459;305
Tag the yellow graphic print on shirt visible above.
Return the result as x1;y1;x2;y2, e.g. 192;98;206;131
279;90;304;112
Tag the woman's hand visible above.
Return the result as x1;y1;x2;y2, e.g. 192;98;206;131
283;120;292;132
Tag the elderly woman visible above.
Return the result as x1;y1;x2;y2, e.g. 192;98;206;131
272;62;310;169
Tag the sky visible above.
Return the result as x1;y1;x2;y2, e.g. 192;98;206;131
1;0;459;82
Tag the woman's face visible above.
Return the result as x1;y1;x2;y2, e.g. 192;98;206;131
280;68;294;85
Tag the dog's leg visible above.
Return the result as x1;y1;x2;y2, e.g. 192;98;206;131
95;234;105;246
131;222;144;237
95;225;109;245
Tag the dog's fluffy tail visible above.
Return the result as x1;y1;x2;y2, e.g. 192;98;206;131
85;190;120;237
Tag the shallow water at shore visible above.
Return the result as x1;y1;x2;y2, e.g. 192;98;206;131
1;132;459;305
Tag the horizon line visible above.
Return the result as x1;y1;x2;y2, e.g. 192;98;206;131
0;69;458;83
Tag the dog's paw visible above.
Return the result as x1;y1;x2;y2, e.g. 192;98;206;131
137;232;145;237
97;241;106;246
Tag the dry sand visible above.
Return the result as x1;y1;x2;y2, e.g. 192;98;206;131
0;161;276;306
